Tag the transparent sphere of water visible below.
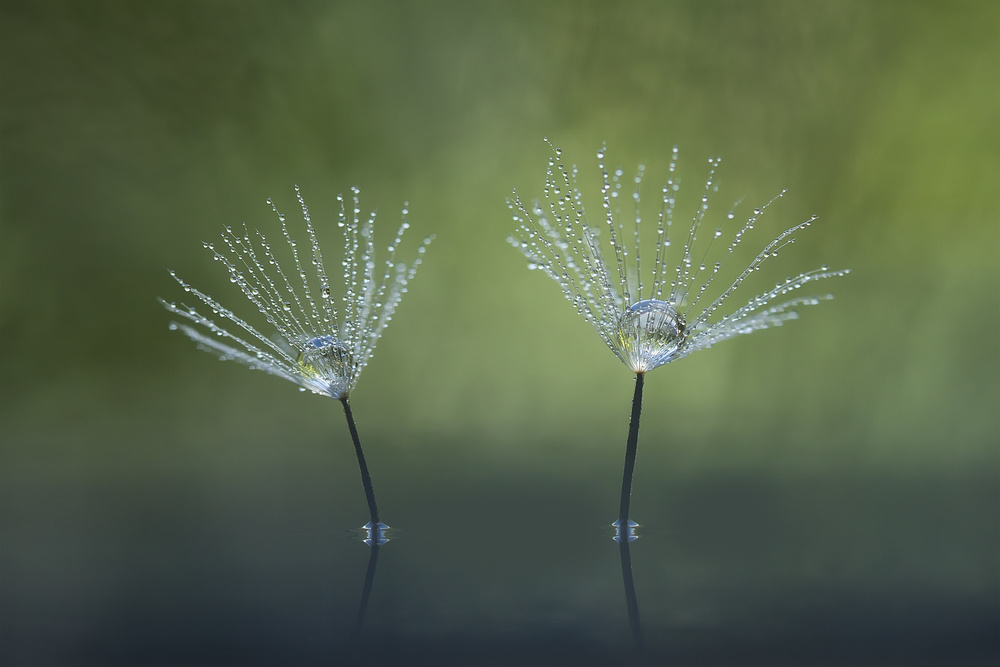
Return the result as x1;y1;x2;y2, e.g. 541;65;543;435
619;299;686;369
297;335;353;381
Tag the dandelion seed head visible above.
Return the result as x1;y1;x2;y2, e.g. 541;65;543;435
163;187;431;400
509;141;848;374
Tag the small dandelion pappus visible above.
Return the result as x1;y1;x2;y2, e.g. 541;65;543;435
508;141;849;538
161;186;433;539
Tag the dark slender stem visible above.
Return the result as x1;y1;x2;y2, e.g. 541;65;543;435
617;372;645;527
618;537;643;647
341;397;380;526
354;542;381;635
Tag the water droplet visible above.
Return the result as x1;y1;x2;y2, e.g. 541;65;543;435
618;299;687;370
297;335;353;384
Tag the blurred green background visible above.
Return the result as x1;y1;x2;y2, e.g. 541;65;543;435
1;1;997;664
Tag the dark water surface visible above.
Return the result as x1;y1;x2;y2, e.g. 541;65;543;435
3;444;996;666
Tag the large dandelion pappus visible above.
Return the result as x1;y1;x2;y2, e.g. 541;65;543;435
162;186;432;538
508;141;849;537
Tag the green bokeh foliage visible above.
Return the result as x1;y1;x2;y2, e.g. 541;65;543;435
1;0;997;474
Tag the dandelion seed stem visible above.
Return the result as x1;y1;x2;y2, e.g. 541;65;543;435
341;397;381;526
617;372;644;527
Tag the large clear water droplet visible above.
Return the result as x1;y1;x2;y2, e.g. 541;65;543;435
618;299;686;370
296;335;353;384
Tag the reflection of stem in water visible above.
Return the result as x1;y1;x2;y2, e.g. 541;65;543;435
341;397;381;527
354;541;381;634
617;536;643;647
617;373;644;527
